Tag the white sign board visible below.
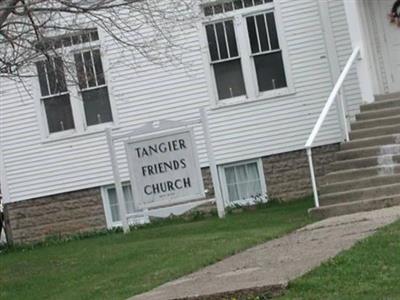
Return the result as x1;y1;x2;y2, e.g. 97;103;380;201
125;128;205;209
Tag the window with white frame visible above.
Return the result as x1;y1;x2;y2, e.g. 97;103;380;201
220;159;267;204
202;0;289;103
103;184;136;225
35;29;114;137
74;48;113;126
36;57;75;133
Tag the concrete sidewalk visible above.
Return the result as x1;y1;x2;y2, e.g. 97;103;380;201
130;206;400;300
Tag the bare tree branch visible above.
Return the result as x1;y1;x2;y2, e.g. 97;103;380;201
0;0;200;78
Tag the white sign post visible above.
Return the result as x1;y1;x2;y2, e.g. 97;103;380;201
105;108;225;233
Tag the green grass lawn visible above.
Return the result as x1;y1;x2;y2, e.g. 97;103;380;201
278;218;400;300
0;199;312;300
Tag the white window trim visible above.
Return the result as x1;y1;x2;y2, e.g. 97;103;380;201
219;158;268;206
32;28;119;143
199;0;295;109
101;183;149;229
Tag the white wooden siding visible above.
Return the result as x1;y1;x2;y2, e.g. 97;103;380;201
0;0;362;203
327;0;362;119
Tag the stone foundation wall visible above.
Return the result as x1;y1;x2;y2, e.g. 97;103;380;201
262;144;339;200
4;144;339;244
4;188;106;244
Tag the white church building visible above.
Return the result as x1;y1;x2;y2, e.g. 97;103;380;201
1;0;399;243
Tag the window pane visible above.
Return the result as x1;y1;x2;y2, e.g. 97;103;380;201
246;16;259;53
246;163;260;181
235;165;247;183
62;36;72;47
123;185;135;215
81;32;90;43
83;51;96;87
54;57;67;92
45;59;57;94
248;180;262;198
206;24;219;61
74;53;87;89
215;22;228;60
43;94;75;133
90;30;99;41
225;20;238;57
227;184;239;202
92;49;105;85
256;14;269;52
225;167;236;185
72;34;81;45
224;162;263;202
107;185;135;222
266;12;279;49
214;4;223;14
204;6;213;16
238;182;249;199
244;0;253;7
36;61;49;96
213;59;246;100
254;51;287;92
107;188;120;222
233;0;243;9
224;2;233;12
82;86;113;126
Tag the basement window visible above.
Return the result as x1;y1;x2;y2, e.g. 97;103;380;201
219;159;267;204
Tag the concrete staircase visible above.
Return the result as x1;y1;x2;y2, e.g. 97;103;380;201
310;92;400;219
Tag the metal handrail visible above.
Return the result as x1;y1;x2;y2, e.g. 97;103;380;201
305;46;361;208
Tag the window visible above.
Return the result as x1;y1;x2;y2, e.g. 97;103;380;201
106;184;135;223
246;12;286;92
36;57;75;133
74;49;113;126
220;160;267;204
202;0;290;104
35;29;115;138
205;20;246;100
102;183;149;228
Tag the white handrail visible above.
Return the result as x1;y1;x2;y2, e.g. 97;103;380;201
305;46;361;148
305;46;361;208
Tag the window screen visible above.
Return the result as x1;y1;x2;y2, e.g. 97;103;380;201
205;20;246;100
246;12;287;92
224;162;262;202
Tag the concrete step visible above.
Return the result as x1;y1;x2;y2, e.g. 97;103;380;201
320;174;400;195
361;98;400;112
323;164;400;184
309;195;400;220
320;183;400;206
330;154;400;172
375;92;400;101
350;124;400;140
351;115;400;131
356;107;400;121
341;134;400;151
335;144;400;161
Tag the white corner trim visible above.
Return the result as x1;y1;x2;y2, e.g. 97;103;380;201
0;141;11;204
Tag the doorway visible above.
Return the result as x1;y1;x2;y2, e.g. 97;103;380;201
368;0;400;94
